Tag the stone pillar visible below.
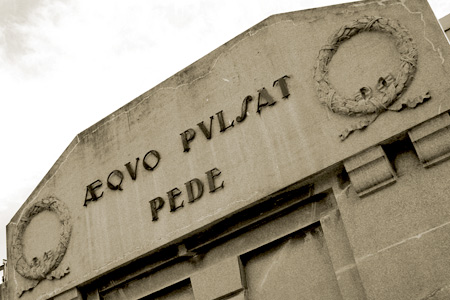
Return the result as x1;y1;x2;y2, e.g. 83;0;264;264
321;209;367;300
85;289;100;300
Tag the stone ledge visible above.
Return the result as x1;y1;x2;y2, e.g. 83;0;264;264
408;112;450;168
344;146;396;197
53;287;82;300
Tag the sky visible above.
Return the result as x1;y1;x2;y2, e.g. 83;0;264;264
1;0;450;271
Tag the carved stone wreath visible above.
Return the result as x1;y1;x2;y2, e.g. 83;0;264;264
314;16;430;140
13;196;72;282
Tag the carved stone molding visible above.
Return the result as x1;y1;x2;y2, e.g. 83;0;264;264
344;146;396;197
408;112;450;168
53;287;83;300
12;196;72;297
320;210;367;299
314;16;430;140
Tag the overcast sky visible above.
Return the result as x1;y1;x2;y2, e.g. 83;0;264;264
1;0;449;267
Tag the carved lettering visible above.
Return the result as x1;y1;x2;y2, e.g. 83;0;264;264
107;170;124;191
125;158;140;180
143;150;160;171
273;75;290;99
256;87;276;114
84;74;291;210
149;197;165;221
197;116;214;139
216;110;234;132
206;168;224;193
167;187;184;212
84;180;103;206
185;178;204;203
236;95;253;123
180;128;196;152
149;168;224;221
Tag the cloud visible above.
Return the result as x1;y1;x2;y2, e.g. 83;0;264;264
0;0;72;77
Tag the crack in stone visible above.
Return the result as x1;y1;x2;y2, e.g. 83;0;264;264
422;283;450;299
26;191;264;299
259;239;291;288
396;0;445;65
156;18;298;92
335;184;352;201
335;262;357;275
20;18;300;218
16;7;441;296
86;18;302;131
356;219;450;263
353;0;390;7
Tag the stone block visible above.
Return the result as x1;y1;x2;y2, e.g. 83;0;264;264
344;146;396;197
356;220;450;300
191;256;245;300
85;289;100;300
321;210;367;300
243;226;341;300
226;292;246;300
6;0;450;299
53;287;82;300
408;112;450;167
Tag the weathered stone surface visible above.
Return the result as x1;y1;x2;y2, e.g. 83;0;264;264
344;146;396;197
53;288;82;300
4;0;450;299
334;143;450;299
321;210;367;300
191;256;245;300
409;112;450;167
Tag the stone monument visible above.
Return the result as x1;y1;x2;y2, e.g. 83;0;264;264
3;0;450;299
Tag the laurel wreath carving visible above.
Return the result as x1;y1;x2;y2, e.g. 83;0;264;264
314;16;430;140
12;196;72;283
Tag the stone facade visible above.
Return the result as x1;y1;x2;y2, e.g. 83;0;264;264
3;0;450;299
